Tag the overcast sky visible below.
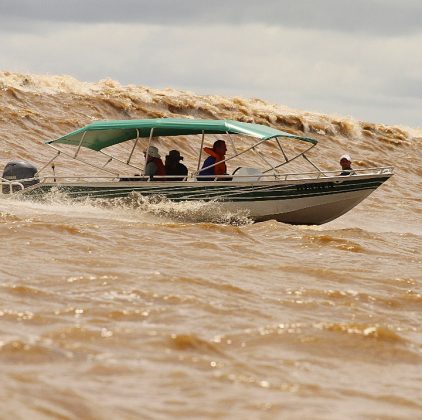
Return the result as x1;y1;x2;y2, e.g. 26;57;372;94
1;0;421;127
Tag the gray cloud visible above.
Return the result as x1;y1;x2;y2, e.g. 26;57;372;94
1;0;422;35
1;2;421;127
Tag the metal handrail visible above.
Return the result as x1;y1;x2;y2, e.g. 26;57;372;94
40;133;391;187
17;166;393;185
0;178;25;193
196;166;394;181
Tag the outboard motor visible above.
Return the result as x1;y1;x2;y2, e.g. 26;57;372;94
2;160;39;193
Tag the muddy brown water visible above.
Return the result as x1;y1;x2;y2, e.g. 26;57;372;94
0;72;421;419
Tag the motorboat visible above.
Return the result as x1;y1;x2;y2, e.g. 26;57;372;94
0;118;393;225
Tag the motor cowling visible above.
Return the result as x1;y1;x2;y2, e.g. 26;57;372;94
2;160;39;193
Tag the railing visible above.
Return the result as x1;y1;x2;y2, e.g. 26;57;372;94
0;177;25;194
0;166;394;195
266;166;394;181
196;166;394;181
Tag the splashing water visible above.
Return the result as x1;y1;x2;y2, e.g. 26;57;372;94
2;187;252;226
0;71;421;419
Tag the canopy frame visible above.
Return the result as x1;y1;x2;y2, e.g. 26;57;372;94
46;118;317;151
194;135;318;179
41;118;320;180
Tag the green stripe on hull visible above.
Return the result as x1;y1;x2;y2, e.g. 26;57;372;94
21;177;390;203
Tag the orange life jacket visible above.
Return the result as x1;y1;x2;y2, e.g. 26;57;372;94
203;147;226;175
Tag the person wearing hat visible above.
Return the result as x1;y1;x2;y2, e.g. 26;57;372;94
144;146;166;181
165;150;188;181
339;154;355;176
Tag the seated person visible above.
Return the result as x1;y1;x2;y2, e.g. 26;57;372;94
144;146;166;181
339;154;356;176
165;150;188;181
198;140;231;181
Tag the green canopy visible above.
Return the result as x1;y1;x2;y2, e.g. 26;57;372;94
46;118;317;151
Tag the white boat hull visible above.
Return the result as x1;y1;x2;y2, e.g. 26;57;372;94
4;172;392;225
221;188;374;224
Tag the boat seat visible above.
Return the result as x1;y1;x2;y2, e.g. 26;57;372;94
231;167;264;182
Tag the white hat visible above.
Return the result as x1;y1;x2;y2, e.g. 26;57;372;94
145;145;160;158
340;154;352;162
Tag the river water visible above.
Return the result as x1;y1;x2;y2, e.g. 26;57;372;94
0;72;421;419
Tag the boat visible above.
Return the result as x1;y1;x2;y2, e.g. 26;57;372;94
0;118;393;225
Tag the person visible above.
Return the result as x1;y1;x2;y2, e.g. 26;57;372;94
339;154;356;176
144;146;166;180
198;140;230;181
165;150;188;181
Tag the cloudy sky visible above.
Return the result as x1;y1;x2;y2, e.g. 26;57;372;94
1;0;421;127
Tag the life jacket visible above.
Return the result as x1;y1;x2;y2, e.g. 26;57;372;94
150;157;166;177
203;147;226;175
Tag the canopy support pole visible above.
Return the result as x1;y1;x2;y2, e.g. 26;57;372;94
35;150;60;175
99;150;143;172
102;157;112;168
262;143;317;173
194;136;270;176
196;130;205;172
275;137;289;162
46;144;118;175
143;128;154;175
226;132;238;155
74;131;87;158
302;154;323;173
252;146;279;175
127;129;140;164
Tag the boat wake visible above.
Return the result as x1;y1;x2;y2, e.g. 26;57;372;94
0;71;421;419
1;189;253;226
106;192;253;225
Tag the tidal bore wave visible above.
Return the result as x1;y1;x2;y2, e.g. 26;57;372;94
0;71;421;418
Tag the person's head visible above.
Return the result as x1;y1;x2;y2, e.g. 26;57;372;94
144;146;160;159
166;150;183;163
213;140;227;156
340;154;352;170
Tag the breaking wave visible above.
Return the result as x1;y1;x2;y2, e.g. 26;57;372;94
1;69;420;226
1;71;422;419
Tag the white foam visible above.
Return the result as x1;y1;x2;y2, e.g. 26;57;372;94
0;190;252;226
